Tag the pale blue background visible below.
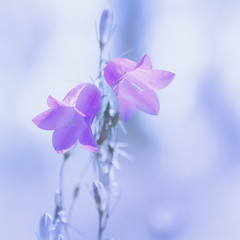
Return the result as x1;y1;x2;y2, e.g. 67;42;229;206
1;0;240;239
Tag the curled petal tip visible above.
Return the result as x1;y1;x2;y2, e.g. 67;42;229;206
153;108;160;115
47;95;60;109
55;148;72;154
79;143;98;152
32;117;38;126
136;54;152;70
158;70;175;88
87;145;98;152
169;72;175;80
32;109;55;130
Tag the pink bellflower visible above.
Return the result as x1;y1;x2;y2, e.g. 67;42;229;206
32;83;101;153
104;54;175;121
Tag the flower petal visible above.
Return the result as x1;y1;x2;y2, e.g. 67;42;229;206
47;95;61;109
53;114;98;153
134;89;160;115
104;58;136;91
79;124;98;152
52;114;83;153
135;54;152;70
118;80;159;118
117;80;138;121
62;83;87;106
32;107;75;130
127;68;175;90
75;84;101;124
118;93;136;122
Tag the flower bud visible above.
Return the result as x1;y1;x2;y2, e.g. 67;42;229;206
112;113;119;127
57;234;64;240
55;191;62;209
39;213;53;240
73;185;80;199
92;181;107;211
99;9;113;49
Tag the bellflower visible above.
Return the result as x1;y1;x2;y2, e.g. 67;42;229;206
104;54;175;121
32;83;101;153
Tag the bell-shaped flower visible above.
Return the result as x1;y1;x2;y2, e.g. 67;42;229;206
104;54;175;121
32;83;101;153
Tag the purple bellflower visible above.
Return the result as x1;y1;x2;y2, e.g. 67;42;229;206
104;54;175;121
32;83;101;153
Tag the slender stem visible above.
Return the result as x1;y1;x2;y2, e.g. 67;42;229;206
68;158;91;221
66;223;88;239
98;210;103;240
54;155;67;226
98;49;104;92
99;49;103;75
67;186;78;222
59;157;66;208
96;45;105;240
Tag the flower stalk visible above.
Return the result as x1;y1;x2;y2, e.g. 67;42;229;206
93;10;119;239
34;7;174;240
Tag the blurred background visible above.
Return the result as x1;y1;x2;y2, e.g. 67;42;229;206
1;0;240;239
